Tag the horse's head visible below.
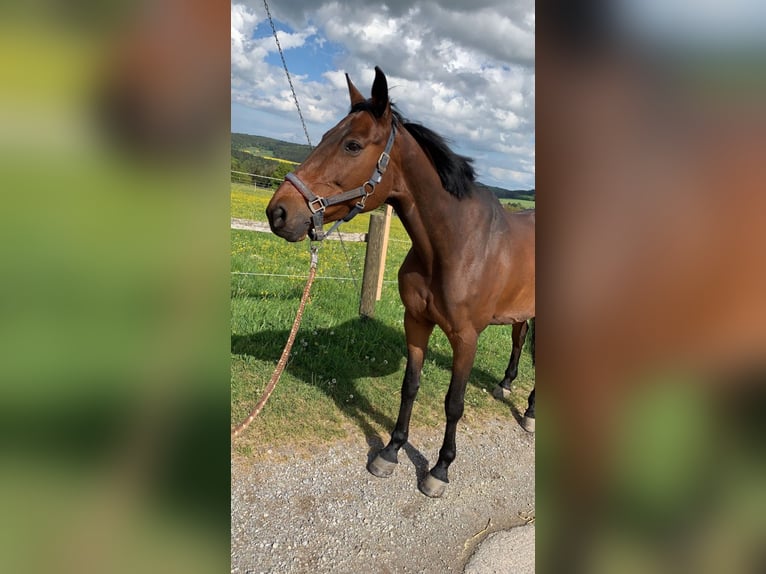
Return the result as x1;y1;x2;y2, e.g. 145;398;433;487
266;66;397;241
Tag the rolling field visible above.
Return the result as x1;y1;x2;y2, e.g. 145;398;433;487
500;197;536;210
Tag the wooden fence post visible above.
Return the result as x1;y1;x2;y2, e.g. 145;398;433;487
375;205;392;301
359;210;388;317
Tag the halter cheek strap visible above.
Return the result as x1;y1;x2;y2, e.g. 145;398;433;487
285;118;397;241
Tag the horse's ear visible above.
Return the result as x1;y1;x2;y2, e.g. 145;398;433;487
346;73;365;107
370;66;389;118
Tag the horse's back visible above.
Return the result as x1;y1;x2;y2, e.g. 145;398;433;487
504;208;535;241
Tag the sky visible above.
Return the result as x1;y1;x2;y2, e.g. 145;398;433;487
231;0;535;190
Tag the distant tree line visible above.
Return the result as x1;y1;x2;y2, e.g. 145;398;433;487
476;182;536;202
231;150;293;184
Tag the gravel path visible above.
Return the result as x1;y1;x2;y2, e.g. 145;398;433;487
231;417;535;573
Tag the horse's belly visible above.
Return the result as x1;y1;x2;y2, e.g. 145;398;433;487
489;308;534;325
485;276;535;325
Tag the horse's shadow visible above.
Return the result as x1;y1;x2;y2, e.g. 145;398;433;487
232;316;524;476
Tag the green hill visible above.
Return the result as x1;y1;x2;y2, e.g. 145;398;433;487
231;133;311;163
232;132;534;203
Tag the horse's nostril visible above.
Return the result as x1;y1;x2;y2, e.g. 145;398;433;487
269;204;286;229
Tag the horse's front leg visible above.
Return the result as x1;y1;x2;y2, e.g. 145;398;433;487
368;312;434;478
420;329;478;498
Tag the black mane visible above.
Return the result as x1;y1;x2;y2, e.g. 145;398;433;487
350;102;476;199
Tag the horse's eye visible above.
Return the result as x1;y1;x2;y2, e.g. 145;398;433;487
344;140;362;154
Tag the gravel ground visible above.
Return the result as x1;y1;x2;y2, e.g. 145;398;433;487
231;417;535;573
463;525;535;574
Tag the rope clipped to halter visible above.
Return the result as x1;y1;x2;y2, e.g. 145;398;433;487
231;245;319;438
285;118;397;241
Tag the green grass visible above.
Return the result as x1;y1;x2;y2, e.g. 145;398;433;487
231;184;535;454
500;197;536;210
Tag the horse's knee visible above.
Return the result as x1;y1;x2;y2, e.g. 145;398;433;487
444;400;464;423
401;381;419;401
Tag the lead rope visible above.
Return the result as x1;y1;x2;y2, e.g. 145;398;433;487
231;245;319;437
233;6;361;436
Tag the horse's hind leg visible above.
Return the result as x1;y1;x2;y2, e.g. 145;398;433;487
522;388;535;432
420;329;478;498
368;313;434;479
521;320;535;432
493;321;529;399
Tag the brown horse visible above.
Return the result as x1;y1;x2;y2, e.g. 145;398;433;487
266;67;535;497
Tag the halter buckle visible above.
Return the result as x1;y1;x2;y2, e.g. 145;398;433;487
377;151;390;171
308;197;326;214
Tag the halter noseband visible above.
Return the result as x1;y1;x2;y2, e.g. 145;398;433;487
284;118;397;241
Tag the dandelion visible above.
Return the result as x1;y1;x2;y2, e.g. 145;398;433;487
383;359;388;365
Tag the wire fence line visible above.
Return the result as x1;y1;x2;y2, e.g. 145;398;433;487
232;271;398;284
231;170;285;188
231;217;369;243
231;170;283;182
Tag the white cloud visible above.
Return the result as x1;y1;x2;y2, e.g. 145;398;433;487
231;0;535;188
421;4;534;65
489;166;535;185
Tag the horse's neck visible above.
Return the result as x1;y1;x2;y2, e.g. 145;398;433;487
390;139;478;271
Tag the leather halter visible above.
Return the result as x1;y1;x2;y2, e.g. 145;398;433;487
284;118;397;241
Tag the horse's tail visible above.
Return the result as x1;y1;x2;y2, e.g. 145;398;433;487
529;318;535;366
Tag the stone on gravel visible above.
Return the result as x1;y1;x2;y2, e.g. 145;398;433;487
463;525;535;574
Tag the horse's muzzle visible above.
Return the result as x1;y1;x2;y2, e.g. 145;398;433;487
266;189;311;242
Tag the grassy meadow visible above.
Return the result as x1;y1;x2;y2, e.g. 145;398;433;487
231;182;535;455
501;197;537;210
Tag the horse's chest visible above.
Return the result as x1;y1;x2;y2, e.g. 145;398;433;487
398;251;506;326
399;275;435;317
398;271;478;328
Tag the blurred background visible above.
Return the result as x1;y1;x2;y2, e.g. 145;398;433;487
5;0;766;572
538;1;766;572
0;1;229;572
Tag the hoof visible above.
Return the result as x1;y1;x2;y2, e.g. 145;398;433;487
419;474;448;498
367;454;397;478
521;415;535;433
492;385;511;400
